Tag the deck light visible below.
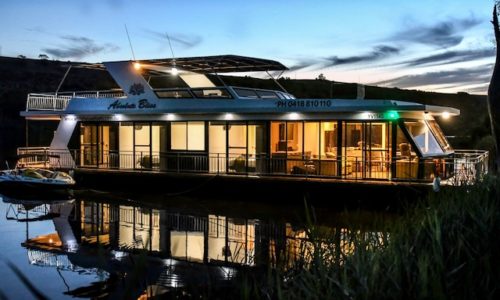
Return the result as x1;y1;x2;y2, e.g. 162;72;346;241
385;110;399;120
225;113;234;120
166;113;176;121
171;67;179;75
442;111;450;120
65;115;77;121
133;62;141;70
288;112;300;120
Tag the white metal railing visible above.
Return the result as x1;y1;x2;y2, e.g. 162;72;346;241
26;94;71;111
28;249;77;270
15;147;489;184
57;89;126;99
17;147;76;169
25;89;126;112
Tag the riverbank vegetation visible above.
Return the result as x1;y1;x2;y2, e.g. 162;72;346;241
234;176;500;299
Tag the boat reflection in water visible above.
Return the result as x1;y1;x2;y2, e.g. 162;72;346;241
2;192;391;298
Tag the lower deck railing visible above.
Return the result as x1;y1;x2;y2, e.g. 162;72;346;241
16;148;489;184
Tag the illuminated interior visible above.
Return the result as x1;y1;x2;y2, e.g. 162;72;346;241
78;116;454;180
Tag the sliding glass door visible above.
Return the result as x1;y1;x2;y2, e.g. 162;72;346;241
228;123;247;173
81;124;98;167
80;123;118;168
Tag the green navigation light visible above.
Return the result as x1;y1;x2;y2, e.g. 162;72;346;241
385;110;399;120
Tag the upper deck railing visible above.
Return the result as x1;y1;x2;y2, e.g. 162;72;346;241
25;89;126;111
24;86;294;112
26;94;72;111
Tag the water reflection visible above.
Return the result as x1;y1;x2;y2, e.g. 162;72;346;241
1;190;393;298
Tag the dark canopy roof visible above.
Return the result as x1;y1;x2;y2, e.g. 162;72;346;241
80;55;288;74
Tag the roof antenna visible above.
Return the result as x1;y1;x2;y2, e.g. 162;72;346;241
165;33;178;75
124;24;136;61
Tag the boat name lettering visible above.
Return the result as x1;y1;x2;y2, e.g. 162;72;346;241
107;99;156;110
138;99;156;109
108;100;136;110
276;100;332;108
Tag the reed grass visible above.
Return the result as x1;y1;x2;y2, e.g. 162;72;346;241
238;176;500;300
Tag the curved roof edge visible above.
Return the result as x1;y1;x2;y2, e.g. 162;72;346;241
75;55;288;74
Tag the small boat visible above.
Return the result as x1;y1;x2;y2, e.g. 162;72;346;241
1;193;75;221
0;167;75;190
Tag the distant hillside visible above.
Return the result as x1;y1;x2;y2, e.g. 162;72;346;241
0;56;492;164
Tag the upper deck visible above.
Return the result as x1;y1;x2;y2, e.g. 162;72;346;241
21;55;458;121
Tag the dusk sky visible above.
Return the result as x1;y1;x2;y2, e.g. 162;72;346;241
0;0;496;94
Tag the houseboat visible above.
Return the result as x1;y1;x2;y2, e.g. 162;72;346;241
19;55;488;185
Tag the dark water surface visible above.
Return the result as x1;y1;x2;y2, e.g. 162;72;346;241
0;188;394;299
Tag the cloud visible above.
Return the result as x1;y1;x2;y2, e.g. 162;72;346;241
288;58;323;71
325;45;400;66
390;17;481;48
464;84;490;94
42;35;119;59
25;26;47;34
373;64;493;90
142;29;202;49
402;49;494;67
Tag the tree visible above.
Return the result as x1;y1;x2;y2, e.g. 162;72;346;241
38;54;49;60
316;73;326;80
487;3;500;172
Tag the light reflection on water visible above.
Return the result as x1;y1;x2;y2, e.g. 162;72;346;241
0;188;393;299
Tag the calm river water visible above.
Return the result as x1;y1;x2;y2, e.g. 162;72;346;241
0;188;393;299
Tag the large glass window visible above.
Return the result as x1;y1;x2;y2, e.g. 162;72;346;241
170;121;205;151
81;124;98;166
427;120;452;152
396;125;418;179
188;122;205;150
191;88;232;99
270;122;286;156
270;121;303;157
134;123;150;158
248;122;267;173
287;122;303;158
365;122;391;179
119;122;133;168
209;122;227;173
228;123;247;173
342;122;364;177
404;120;443;156
304;122;319;159
80;123;118;168
171;123;187;150
320;122;338;159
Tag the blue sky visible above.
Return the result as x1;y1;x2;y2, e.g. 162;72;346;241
0;0;496;94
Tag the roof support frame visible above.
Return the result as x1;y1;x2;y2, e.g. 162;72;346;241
266;70;289;94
